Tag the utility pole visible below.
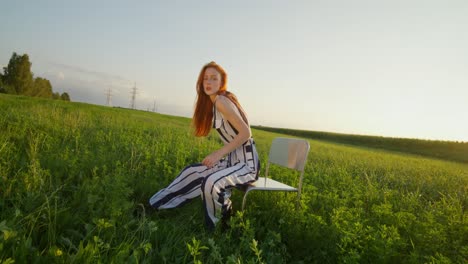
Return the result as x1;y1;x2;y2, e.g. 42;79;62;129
105;87;112;107
130;82;137;109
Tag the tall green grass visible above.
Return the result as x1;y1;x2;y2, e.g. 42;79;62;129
1;93;467;263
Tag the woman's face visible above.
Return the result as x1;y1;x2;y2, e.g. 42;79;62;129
203;67;222;96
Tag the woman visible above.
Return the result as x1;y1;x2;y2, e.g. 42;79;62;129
149;61;260;229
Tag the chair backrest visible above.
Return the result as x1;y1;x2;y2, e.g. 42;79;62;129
268;137;310;172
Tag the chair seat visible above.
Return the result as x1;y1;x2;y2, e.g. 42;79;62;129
241;137;310;211
246;177;297;192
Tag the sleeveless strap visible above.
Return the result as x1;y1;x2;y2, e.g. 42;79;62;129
213;94;249;125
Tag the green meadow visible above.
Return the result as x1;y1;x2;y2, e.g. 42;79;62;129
0;93;466;263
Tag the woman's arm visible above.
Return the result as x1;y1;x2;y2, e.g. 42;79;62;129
202;95;251;168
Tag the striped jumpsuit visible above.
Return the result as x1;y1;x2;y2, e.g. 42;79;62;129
149;96;260;228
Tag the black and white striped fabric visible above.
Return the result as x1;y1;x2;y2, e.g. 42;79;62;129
149;95;260;228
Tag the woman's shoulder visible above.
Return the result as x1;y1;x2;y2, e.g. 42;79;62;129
215;93;237;112
216;91;238;103
214;94;229;109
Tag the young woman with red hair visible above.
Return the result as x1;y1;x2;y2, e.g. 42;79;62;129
149;61;260;229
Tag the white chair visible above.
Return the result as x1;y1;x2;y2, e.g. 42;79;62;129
242;137;310;211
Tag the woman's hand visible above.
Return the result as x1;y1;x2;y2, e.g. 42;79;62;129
202;151;223;168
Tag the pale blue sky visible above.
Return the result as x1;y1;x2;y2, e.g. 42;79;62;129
1;0;467;141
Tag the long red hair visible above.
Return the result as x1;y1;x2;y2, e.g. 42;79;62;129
192;61;247;137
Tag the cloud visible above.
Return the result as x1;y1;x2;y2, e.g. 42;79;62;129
42;70;65;81
48;61;128;82
41;60;192;117
43;60;134;102
52;76;122;106
57;71;65;80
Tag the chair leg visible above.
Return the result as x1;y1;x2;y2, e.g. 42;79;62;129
295;193;301;210
241;190;251;211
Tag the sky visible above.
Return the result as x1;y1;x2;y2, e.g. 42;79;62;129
1;0;467;142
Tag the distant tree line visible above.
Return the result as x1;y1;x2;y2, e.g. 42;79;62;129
0;52;70;101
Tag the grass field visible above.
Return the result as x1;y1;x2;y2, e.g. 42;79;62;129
251;126;468;164
0;94;467;263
